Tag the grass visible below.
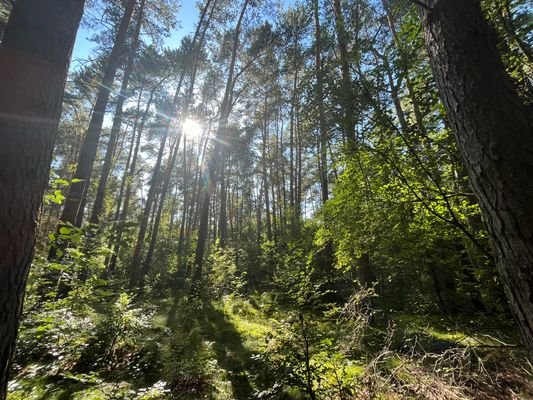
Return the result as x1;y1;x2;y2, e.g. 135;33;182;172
8;294;533;400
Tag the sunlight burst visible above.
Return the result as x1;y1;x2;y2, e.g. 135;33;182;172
183;118;202;139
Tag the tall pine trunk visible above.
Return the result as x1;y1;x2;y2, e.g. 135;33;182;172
193;0;250;281
420;0;533;358
54;0;136;233
0;1;84;396
313;0;328;203
90;0;145;225
333;0;356;145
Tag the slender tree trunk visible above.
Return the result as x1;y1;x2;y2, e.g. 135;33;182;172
381;0;427;139
295;101;303;220
139;1;214;287
333;0;357;145
139;134;181;286
218;159;228;246
128;116;171;287
257;182;263;245
313;0;328;203
108;89;153;273
177;135;191;273
262;99;273;241
193;0;250;281
289;41;299;231
0;0;84;396
55;0;136;232
90;0;145;225
421;0;533;358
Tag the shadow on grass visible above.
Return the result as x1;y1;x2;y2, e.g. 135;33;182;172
164;295;269;400
199;303;255;399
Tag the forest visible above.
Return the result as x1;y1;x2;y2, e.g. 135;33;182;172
0;0;532;398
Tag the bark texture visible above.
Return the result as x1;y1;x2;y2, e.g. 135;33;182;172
0;0;84;397
421;0;533;358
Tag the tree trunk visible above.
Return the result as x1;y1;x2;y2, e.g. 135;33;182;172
90;0;145;225
55;0;136;231
333;0;357;146
0;0;84;396
313;0;328;203
262;97;273;241
128;116;171;287
193;0;250;280
139;0;214;287
218;160;228;246
421;0;533;358
108;88;154;273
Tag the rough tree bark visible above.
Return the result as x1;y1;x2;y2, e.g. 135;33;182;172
420;0;533;358
0;0;84;397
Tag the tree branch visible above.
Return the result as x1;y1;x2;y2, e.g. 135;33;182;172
409;0;432;10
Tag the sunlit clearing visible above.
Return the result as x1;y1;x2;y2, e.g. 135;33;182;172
183;118;202;139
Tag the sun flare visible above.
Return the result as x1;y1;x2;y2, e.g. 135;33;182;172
183;118;202;139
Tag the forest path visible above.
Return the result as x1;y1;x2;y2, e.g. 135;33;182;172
159;295;272;400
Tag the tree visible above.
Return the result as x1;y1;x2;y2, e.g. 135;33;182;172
0;0;84;397
420;0;533;358
193;0;251;280
90;0;147;226
54;0;136;236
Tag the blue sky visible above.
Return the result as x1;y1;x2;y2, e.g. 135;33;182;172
71;1;200;69
70;0;299;70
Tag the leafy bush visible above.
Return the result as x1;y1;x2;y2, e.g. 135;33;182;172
78;293;155;371
205;244;247;298
162;298;218;398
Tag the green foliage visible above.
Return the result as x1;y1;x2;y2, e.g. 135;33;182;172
9;0;532;398
205;244;247;298
81;293;155;369
44;176;82;205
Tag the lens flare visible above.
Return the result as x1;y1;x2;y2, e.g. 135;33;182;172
183;118;202;139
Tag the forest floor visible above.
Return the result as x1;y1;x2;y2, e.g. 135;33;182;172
7;293;533;400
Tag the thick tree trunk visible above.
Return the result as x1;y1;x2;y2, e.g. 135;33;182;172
421;0;533;358
0;0;84;397
56;0;136;231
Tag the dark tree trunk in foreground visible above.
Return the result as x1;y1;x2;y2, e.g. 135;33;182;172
55;0;136;233
0;1;84;397
421;0;533;358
